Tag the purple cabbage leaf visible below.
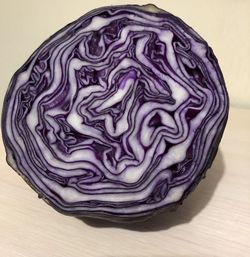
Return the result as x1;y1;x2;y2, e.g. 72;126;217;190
2;4;229;222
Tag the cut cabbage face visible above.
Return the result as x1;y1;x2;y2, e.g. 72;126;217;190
2;4;229;222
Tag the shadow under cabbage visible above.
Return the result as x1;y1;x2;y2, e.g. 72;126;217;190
78;149;224;232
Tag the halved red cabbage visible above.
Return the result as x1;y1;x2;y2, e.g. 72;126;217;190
2;4;229;222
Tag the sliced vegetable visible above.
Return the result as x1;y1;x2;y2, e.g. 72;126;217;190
2;4;229;222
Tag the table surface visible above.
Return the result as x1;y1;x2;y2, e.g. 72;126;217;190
1;107;250;257
1;1;250;257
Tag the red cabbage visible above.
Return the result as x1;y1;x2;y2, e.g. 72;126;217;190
2;4;229;222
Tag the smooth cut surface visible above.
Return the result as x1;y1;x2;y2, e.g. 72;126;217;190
0;106;250;257
1;3;229;220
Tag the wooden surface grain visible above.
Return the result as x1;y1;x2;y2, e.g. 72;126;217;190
0;106;249;257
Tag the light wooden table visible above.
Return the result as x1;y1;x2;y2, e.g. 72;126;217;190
0;106;249;257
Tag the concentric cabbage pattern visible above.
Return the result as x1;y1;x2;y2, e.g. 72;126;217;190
3;5;228;219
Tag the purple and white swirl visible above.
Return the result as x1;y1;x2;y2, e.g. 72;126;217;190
2;4;229;221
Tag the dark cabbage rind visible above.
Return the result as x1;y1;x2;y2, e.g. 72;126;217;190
2;4;229;222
